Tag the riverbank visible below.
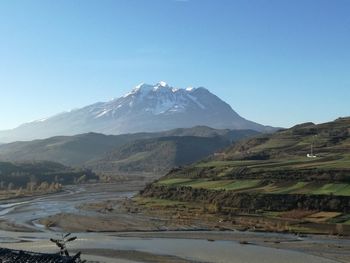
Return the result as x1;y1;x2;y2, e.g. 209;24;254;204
135;183;350;235
0;187;62;202
0;182;349;262
0;230;348;263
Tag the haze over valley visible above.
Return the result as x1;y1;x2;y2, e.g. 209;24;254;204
0;1;349;263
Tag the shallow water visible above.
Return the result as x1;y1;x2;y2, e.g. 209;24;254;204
0;184;134;230
0;232;340;263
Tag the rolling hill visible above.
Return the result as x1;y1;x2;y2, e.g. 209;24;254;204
157;117;350;187
0;127;259;174
87;136;232;174
139;117;350;234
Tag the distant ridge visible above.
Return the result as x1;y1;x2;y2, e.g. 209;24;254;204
0;126;259;174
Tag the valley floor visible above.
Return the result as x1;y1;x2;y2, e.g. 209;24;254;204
0;182;348;263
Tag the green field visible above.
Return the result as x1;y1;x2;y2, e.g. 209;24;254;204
158;178;261;190
144;118;350;234
194;155;348;171
157;178;350;196
311;183;350;196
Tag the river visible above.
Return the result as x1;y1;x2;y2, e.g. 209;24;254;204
0;183;346;263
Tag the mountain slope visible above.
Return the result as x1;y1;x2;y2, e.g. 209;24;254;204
0;127;259;168
159;117;350;185
0;82;274;142
87;136;232;174
138;117;350;234
0;133;155;167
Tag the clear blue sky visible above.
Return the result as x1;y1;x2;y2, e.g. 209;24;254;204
0;0;349;130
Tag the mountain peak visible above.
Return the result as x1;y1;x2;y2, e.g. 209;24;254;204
126;82;181;97
157;81;169;88
127;82;209;95
0;82;274;142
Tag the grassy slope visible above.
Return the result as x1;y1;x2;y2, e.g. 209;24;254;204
0;127;258;169
158;179;350;196
88;136;231;174
144;118;350;232
158;117;350;195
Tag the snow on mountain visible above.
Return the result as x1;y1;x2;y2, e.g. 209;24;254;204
0;82;275;142
96;82;207;117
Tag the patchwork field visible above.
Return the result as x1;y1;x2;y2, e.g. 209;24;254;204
142;118;350;235
157;178;350;196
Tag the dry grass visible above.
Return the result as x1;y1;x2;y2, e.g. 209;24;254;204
279;209;316;220
305;212;342;223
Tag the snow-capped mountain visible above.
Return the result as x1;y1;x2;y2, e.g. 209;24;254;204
0;82;274;142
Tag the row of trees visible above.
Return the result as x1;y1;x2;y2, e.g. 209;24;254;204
4;181;62;195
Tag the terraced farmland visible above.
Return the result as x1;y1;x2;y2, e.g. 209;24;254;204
141;118;350;234
157;178;350;196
